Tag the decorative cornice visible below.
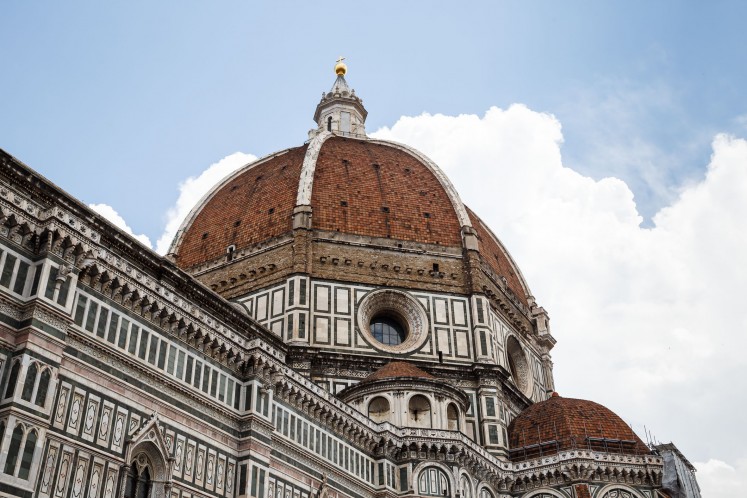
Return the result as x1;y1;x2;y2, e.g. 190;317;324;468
1;150;288;372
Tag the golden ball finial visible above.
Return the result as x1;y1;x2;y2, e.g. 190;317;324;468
335;56;347;76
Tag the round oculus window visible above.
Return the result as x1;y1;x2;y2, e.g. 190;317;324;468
370;315;407;346
356;289;429;354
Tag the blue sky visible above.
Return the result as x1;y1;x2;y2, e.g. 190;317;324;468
3;2;747;495
4;1;746;236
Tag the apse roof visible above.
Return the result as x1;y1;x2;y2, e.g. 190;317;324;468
508;393;650;461
362;361;435;382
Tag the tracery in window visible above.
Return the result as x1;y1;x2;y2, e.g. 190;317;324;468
3;423;37;479
21;362;38;401
418;467;449;496
124;462;153;498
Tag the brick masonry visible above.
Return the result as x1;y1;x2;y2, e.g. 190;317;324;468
310;137;462;246
176;145;307;269
508;393;649;459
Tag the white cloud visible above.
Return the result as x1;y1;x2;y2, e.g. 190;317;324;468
694;459;747;498
556;77;707;223
89;203;153;248
373;107;747;497
154;152;256;255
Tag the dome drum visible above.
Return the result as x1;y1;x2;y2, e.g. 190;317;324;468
339;362;470;431
194;235;473;301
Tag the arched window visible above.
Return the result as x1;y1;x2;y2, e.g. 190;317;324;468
459;475;473;498
4;361;20;399
367;397;390;423
124;464;137;498
124;462;153;498
18;429;37;479
3;424;24;475
408;395;432;428
21;362;38;401
418;467;449;496
327;116;332;132
447;403;459;431
35;368;51;407
136;467;151;498
479;488;495;498
506;336;529;393
124;451;161;498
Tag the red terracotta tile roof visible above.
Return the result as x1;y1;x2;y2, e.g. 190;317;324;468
174;137;466;270
310;137;463;246
363;361;434;382
176;145;307;268
508;393;650;461
466;206;528;306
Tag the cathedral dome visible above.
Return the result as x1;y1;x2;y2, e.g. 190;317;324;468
169;93;531;307
173;135;466;264
507;393;650;461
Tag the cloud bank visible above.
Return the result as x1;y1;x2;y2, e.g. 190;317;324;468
695;458;747;496
90;151;256;257
88;203;153;248
373;105;747;498
154;152;257;254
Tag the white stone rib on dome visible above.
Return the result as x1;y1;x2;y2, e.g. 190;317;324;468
295;130;333;206
294;133;473;231
367;138;473;229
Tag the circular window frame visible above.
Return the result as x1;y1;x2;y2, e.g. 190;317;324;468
357;289;429;354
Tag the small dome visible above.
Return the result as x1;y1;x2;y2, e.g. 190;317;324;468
508;394;650;461
363;361;434;382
